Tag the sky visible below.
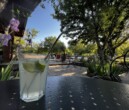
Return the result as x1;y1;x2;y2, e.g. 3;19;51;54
25;1;69;47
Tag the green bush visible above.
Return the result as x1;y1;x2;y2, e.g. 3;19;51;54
86;56;123;77
111;63;124;75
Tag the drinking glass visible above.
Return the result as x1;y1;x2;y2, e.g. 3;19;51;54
18;53;49;102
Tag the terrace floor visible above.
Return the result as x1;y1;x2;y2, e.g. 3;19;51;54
48;65;88;77
48;59;129;84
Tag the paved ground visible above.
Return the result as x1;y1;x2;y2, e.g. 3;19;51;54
48;60;129;84
48;59;88;77
119;73;129;84
48;65;88;77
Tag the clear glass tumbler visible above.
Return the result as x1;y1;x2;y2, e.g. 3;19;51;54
18;54;48;102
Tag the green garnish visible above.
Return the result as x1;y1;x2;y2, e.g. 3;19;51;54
22;60;46;73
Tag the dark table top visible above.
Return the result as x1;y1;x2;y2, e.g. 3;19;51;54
0;76;129;110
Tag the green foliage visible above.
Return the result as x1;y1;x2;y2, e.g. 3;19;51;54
65;48;73;56
23;46;36;53
68;40;97;56
0;64;12;81
30;29;39;38
24;28;39;38
68;40;86;55
37;47;46;54
85;56;104;76
116;40;129;56
0;55;19;81
86;56;122;77
111;64;123;75
82;53;95;57
24;28;39;47
44;36;66;53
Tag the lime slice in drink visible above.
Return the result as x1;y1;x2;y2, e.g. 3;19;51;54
22;61;46;73
35;60;46;72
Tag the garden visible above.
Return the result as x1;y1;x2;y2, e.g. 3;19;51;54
0;0;129;83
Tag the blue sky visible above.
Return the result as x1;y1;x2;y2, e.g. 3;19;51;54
25;2;69;47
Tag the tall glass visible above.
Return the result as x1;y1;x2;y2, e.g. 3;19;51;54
18;54;48;102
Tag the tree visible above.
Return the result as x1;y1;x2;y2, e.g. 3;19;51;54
44;36;66;53
65;48;73;56
68;40;86;55
84;43;97;56
51;0;129;70
116;40;129;56
24;28;39;47
68;39;97;56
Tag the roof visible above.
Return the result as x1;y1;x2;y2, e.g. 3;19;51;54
0;0;41;37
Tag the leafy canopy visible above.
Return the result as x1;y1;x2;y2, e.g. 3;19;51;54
44;36;66;53
51;0;129;60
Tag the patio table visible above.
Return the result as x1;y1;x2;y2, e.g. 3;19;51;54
0;76;129;110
